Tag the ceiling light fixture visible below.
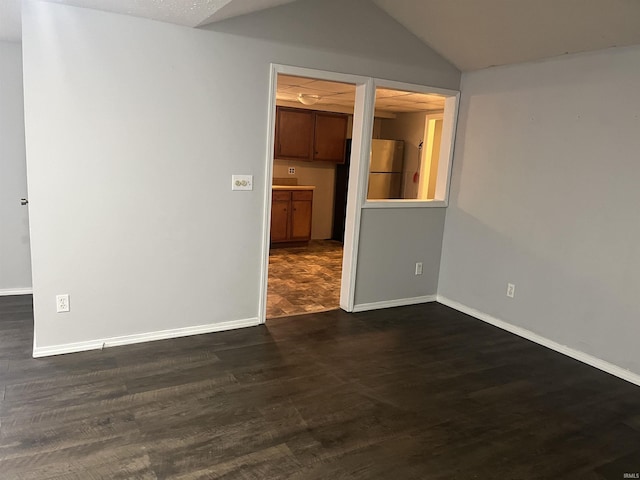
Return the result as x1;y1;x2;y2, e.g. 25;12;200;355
297;93;321;105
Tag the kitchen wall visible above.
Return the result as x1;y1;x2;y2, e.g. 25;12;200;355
273;160;336;239
439;44;640;376
0;41;32;295
22;0;459;354
380;112;427;199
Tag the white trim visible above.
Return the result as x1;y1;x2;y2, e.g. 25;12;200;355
439;94;460;205
373;78;459;98
366;79;460;205
362;200;447;209
340;79;375;312
261;65;372;319
0;288;33;296
353;295;437;312
258;64;279;325
32;317;260;358
269;65;371;88
436;296;640;388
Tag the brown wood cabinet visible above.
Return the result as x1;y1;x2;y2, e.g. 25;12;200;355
274;108;313;160
313;112;348;162
270;191;291;242
270;189;313;244
274;107;347;163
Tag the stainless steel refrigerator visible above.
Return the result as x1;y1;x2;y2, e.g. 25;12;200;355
367;139;404;199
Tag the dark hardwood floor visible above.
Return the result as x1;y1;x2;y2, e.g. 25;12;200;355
0;295;639;479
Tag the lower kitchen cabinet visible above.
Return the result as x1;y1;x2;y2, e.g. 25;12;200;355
271;191;291;242
271;189;313;244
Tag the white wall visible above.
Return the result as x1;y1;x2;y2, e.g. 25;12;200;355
439;45;640;376
22;0;459;353
0;42;32;294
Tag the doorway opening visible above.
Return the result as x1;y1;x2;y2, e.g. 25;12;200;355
266;73;357;319
259;67;460;322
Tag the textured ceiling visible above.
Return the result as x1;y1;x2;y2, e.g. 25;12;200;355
373;0;640;71
41;0;237;27
197;0;296;26
2;0;640;71
0;0;296;42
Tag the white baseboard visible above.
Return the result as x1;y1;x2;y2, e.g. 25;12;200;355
33;317;260;358
353;294;437;313
0;288;33;296
437;295;640;388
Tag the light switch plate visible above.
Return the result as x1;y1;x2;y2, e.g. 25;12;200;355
232;175;253;191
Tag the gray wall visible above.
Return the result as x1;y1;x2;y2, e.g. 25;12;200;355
22;0;459;351
439;45;640;376
0;41;32;294
355;208;445;305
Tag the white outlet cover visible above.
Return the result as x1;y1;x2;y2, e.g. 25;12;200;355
56;294;70;313
507;283;516;298
231;175;253;191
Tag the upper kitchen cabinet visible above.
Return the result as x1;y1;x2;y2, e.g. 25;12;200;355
274;107;347;163
313;112;348;162
275;107;314;160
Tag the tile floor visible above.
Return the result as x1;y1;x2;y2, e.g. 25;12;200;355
267;240;343;319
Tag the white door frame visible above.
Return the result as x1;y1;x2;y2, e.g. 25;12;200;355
258;64;374;323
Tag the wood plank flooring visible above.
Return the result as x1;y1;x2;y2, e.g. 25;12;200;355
1;295;640;479
267;240;343;319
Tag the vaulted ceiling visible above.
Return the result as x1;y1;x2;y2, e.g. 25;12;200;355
2;0;640;71
372;0;640;71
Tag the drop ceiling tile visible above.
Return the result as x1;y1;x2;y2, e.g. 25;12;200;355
277;74;318;87
330;91;356;101
293;87;339;97
375;88;413;98
276;92;300;102
306;80;355;94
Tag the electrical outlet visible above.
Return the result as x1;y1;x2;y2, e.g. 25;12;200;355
288;167;295;175
415;262;423;275
231;175;253;191
506;283;515;298
56;294;70;313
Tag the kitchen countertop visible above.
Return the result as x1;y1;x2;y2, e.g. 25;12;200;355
272;185;316;190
